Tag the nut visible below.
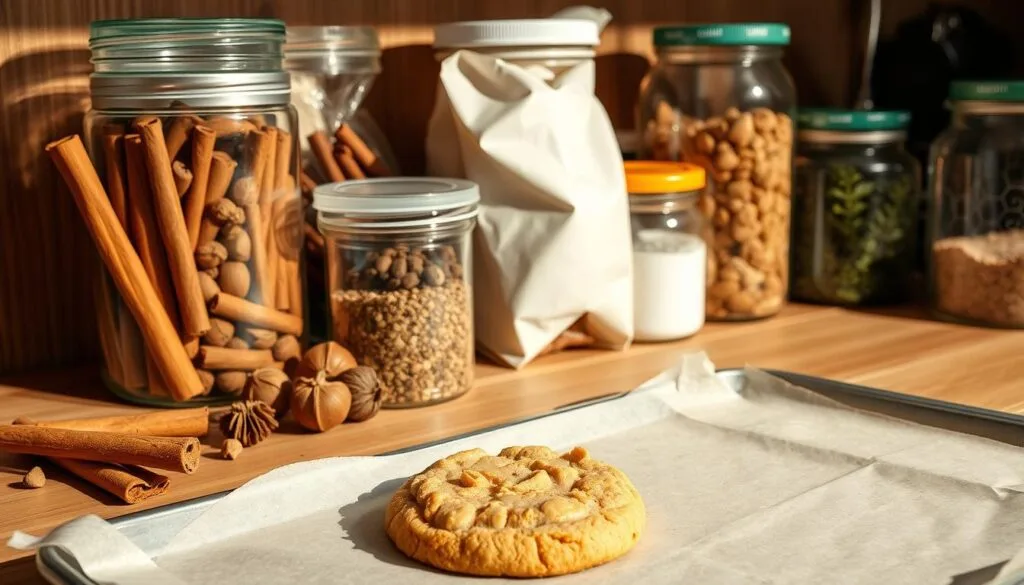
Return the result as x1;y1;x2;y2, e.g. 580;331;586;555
215;370;247;394
241;327;277;350
339;366;381;422
196;241;228;270
295;341;356;380
221;438;243;460
242;367;291;418
225;337;249;350
203;318;235;347
197;368;215;395
272;335;302;363
229;176;258;206
219;224;251;262
291;373;352;432
201;265;219;280
198;272;220;303
218;261;251;297
207;198;244;226
22;466;45;489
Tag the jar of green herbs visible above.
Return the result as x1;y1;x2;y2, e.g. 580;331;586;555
790;110;920;305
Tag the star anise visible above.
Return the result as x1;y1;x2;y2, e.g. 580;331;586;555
219;400;278;447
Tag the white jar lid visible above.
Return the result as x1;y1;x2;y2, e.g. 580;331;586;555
433;19;600;49
313;177;480;228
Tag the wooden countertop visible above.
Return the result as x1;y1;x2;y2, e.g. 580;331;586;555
2;303;1023;582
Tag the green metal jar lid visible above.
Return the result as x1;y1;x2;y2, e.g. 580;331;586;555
948;81;1024;102
654;23;790;47
797;109;910;131
90;18;285;45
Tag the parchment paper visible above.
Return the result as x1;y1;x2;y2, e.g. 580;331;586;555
14;353;1024;585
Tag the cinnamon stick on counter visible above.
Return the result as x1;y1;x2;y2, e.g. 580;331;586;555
336;124;390;176
209;292;303;335
136;117;211;338
13;407;209;437
308;131;344;182
184;124;216;250
47;135;204;401
52;458;170;504
100;125;129;231
0;425;200;473
195;346;276;370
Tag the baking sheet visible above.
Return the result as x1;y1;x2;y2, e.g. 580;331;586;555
15;353;1024;585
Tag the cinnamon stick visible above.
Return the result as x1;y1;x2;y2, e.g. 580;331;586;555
299;171;317;203
286;259;303;318
336;124;390;176
184;124;216;249
165;115;200;161
274;131;293;194
195;346;275;370
47;135;204;401
172;160;193;198
206;117;257;137
209;292;303;335
245;130;273;306
271;195;292;311
101;126;129;231
0;425;200;473
308;131;344;182
136;117;211;338
52;458;170;504
260;127;279;210
335;144;366;179
14;407;209;437
206;151;236;205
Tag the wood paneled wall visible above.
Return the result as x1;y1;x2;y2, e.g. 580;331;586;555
0;0;1019;373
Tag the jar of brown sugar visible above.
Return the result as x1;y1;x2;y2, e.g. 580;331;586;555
313;178;480;407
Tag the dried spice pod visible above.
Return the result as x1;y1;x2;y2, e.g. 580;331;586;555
272;335;302;363
294;341;356;380
339;366;381;422
291;373;351;432
195;241;228;270
219;223;252;262
218;261;251;298
242;367;291;418
219;400;278;447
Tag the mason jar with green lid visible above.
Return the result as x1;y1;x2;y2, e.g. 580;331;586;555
637;23;796;321
84;18;305;405
928;81;1024;328
790;109;920;306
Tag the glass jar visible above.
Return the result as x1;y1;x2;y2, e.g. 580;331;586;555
314;178;479;407
84;19;305;405
791;109;920;305
626;162;708;341
638;23;796;321
928;81;1024;328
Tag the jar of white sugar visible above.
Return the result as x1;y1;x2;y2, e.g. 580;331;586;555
626;162;708;341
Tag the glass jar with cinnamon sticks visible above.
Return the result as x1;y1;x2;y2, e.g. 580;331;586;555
82;18;305;405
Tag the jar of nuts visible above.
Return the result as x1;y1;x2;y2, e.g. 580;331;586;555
637;23;796;320
791;110;920;306
83;19;306;406
313;178;480;407
928;81;1024;328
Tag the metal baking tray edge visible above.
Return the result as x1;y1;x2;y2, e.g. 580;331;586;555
36;369;1024;585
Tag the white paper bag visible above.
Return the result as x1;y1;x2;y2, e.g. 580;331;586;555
425;50;634;368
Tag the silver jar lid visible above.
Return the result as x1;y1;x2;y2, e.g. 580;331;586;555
314;178;480;231
285;26;382;75
89;18;290;109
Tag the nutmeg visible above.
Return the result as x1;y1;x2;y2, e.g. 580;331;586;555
225;337;250;350
203;318;235;347
207;198;245;226
197;368;215;395
201;265;220;280
242;367;291;418
229;176;258;206
214;370;247;395
295;341;356;380
218;261;251;297
291;373;352;432
196;241;228;270
340;366;381;422
219;224;251;262
241;327;277;350
272;335;302;363
198;271;220;303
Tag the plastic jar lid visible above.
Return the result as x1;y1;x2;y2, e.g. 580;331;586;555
654;23;791;47
433;19;600;49
625;162;706;194
314;177;480;230
949;81;1024;102
797;109;910;131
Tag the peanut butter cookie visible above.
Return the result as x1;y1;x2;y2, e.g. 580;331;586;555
384;445;645;577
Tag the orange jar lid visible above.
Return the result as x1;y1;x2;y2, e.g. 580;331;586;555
624;161;706;194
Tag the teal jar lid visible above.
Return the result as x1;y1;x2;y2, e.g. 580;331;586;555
797;109;910;131
654;23;790;47
949;81;1024;102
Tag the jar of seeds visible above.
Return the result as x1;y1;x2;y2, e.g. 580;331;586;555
313;178;479;407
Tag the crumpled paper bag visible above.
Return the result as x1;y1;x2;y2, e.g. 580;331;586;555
425;48;633;368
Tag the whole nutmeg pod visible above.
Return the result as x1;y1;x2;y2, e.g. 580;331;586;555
242;327;277;350
242;367;292;418
215;370;247;395
196;241;228;270
291;373;352;432
340;366;381;422
203;318;235;347
198;272;220;303
218;261;251;297
295;341;356;380
219;224;252;262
